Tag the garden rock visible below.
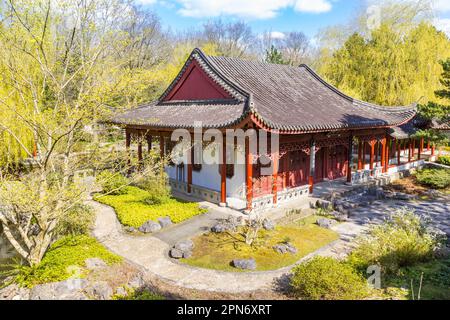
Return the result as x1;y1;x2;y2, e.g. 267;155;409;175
125;226;136;233
211;216;240;233
174;239;194;252
0;283;30;300
115;286;128;297
317;218;337;229
262;219;276;231
273;243;298;255
128;273;145;289
138;220;161;233
85;258;107;270
232;259;256;270
85;281;113;300
316;199;332;210
30;279;88;300
331;211;349;222
158;216;173;228
170;248;184;259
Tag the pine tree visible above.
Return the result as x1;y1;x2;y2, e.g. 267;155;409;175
265;45;286;65
416;59;450;146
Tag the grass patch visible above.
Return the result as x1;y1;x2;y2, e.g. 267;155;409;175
15;235;122;288
94;186;207;228
182;216;339;272
415;168;450;189
383;258;450;300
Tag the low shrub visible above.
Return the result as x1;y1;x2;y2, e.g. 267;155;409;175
348;209;445;274
55;204;95;236
415;168;450;189
96;170;129;195
437;155;450;166
15;235;122;288
138;176;171;205
94;186;207;227
290;256;368;300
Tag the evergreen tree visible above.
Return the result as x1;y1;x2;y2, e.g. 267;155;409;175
265;45;286;65
415;59;450;146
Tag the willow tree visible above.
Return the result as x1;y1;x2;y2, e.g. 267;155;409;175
321;22;450;106
0;0;164;266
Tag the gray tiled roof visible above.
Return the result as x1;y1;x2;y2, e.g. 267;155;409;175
111;48;417;132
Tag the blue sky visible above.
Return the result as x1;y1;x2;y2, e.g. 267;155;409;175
137;0;450;38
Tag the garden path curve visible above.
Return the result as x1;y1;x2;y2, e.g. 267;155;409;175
88;200;362;293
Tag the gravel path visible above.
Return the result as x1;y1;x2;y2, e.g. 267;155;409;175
88;193;450;294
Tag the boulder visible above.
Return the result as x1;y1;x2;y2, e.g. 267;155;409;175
85;281;113;300
182;251;192;259
158;216;173;228
138;220;161;233
330;211;349;222
0;283;30;300
273;243;298;255
170;248;184;259
211;223;229;233
232;259;256;270
125;226;136;233
262;219;276;231
30;279;88;300
128;273;145;289
174;240;194;252
115;286;128;297
317;218;337;229
316;199;332;210
85;258;107;270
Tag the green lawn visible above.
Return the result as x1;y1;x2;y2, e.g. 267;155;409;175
15;235;122;288
181;216;339;272
382;258;450;300
94;186;207;228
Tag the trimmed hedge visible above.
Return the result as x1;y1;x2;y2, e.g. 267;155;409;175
415;168;450;189
94;186;207;227
290;256;368;300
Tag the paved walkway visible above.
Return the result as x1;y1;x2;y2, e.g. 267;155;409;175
89;200;366;293
89;191;450;293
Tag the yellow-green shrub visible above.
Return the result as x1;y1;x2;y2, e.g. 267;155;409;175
94;186;207;227
290;256;368;300
348;209;444;274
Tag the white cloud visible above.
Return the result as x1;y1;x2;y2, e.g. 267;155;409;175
175;0;334;19
433;0;450;13
433;18;450;36
136;0;158;4
270;31;287;39
294;0;332;14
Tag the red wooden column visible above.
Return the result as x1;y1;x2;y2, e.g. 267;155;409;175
245;137;253;211
362;141;366;169
137;139;143;163
146;135;152;153
220;138;226;206
427;140;430;152
375;141;379;165
357;140;363;170
308;138;316;194
159;135;165;159
412;139;416;159
408;139;412;162
187;140;193;195
431;144;435;156
381;138;386;170
126;129;131;168
418;137;424;160
272;149;279;204
369;140;376;175
384;137;390;173
397;140;401;165
347;134;353;183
